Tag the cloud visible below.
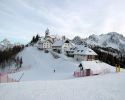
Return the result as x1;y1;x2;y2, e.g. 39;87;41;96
0;0;125;43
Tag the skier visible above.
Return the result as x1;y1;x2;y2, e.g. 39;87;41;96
53;69;55;73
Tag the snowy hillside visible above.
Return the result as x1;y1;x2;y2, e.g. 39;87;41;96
1;36;125;100
9;46;79;81
8;46;117;81
1;72;125;100
83;32;125;54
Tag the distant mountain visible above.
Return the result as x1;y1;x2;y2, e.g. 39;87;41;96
72;32;125;56
0;39;14;51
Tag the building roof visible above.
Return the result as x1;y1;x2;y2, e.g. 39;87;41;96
37;39;52;45
52;39;71;47
65;46;77;52
47;35;56;39
66;45;97;55
78;60;110;74
52;40;63;47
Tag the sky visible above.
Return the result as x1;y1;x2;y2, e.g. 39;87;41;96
0;0;125;44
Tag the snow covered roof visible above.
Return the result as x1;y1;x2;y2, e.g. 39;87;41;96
72;45;97;55
79;60;111;74
52;40;64;47
52;39;73;47
47;35;56;39
65;46;77;51
37;39;52;44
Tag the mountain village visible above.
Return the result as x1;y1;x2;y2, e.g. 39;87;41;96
0;30;125;100
1;0;125;99
36;29;97;61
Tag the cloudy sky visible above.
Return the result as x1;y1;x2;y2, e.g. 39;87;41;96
0;0;125;43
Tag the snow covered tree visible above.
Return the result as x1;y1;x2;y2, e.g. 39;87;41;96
72;36;83;45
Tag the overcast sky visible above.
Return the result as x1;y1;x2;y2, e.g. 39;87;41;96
0;0;125;43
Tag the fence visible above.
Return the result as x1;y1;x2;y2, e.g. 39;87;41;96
74;69;92;77
0;74;19;83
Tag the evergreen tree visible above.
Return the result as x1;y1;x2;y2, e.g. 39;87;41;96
35;34;40;42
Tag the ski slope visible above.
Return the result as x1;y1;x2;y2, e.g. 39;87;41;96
9;47;79;81
9;47;117;81
1;72;125;100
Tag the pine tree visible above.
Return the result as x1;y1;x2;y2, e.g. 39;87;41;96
35;34;40;42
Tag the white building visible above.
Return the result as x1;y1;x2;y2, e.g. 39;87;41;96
52;39;74;53
37;39;53;50
73;45;97;61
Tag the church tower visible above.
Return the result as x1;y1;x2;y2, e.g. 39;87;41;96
45;28;49;38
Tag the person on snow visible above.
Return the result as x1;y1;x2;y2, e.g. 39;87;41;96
53;69;56;73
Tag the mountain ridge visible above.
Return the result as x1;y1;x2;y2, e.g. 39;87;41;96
72;32;125;56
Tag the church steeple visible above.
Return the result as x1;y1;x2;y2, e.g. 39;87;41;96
45;28;49;38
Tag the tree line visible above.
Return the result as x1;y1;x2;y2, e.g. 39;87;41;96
0;45;24;69
92;46;125;68
30;34;40;44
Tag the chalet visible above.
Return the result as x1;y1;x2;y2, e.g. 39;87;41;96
73;45;97;61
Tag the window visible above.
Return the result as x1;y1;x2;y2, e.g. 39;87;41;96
88;55;92;59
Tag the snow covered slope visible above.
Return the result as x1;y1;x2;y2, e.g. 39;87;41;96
11;47;78;81
1;72;125;100
83;32;125;53
9;46;116;81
